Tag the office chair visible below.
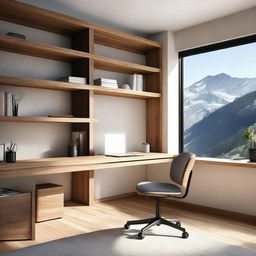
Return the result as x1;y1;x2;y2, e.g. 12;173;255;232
124;152;196;239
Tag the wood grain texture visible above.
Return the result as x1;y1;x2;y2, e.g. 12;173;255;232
0;116;97;124
0;196;255;253
71;28;95;205
0;76;161;98
0;192;33;240
36;184;64;222
72;170;94;205
0;153;173;180
146;48;163;152
0;35;160;74
0;0;160;53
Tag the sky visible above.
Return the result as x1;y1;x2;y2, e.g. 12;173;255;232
184;41;256;88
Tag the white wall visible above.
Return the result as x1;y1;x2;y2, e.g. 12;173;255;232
174;8;256;51
147;9;256;216
93;46;147;199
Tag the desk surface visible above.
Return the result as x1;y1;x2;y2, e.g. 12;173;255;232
0;152;173;180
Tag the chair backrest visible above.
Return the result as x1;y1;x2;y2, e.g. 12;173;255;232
170;152;196;189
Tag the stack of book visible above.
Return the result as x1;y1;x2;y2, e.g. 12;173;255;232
129;74;144;91
59;76;87;84
94;78;118;88
0;92;13;116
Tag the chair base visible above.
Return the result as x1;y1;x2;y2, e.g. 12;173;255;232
124;198;189;239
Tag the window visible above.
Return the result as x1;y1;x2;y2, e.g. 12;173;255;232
179;35;256;159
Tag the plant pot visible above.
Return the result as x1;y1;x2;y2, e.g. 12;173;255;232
249;148;256;162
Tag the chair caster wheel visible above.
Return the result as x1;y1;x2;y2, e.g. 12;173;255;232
137;232;145;239
182;231;189;239
176;221;181;227
124;224;130;229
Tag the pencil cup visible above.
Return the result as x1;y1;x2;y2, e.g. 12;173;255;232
6;151;16;163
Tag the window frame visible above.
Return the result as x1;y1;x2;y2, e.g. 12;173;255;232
178;34;256;154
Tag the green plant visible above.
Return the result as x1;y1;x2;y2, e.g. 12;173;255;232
243;126;256;149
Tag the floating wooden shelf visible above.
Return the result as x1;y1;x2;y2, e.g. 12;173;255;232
0;35;160;74
0;116;98;123
0;76;161;99
0;0;161;53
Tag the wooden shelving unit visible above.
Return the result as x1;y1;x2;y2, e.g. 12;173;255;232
0;0;163;206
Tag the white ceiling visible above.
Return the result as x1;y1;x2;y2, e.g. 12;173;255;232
22;0;256;34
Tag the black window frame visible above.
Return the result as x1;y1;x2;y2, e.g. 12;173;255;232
178;34;256;154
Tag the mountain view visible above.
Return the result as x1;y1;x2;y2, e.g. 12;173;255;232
184;73;256;158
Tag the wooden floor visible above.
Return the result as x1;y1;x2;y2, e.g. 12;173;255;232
0;196;255;254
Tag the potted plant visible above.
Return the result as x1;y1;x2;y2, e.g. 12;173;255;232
243;126;256;162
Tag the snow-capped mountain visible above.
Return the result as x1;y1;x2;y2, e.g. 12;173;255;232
184;73;256;130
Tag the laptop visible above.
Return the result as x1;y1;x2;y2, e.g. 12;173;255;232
106;153;145;157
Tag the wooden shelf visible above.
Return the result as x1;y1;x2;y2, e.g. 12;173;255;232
0;35;90;61
0;35;160;74
0;76;161;99
0;0;161;54
0;116;98;123
92;85;161;99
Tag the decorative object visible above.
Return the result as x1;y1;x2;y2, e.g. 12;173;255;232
12;94;21;116
142;142;150;153
72;131;87;156
68;143;78;157
7;32;26;39
0;143;5;162
244;126;256;162
5;142;17;163
122;84;131;90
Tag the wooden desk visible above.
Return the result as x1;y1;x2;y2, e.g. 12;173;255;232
0;153;173;180
0;153;173;205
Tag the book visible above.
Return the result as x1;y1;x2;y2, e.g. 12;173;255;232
94;78;117;84
136;74;144;91
4;92;12;116
59;76;87;84
0;92;4;116
94;78;118;88
129;74;143;91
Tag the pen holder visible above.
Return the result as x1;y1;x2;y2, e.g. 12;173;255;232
6;151;16;163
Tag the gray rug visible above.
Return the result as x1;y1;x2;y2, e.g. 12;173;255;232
2;225;256;256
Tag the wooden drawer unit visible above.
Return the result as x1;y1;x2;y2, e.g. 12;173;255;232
36;183;64;222
0;191;34;240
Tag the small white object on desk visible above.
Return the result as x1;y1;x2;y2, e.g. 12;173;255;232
122;84;131;90
142;142;150;153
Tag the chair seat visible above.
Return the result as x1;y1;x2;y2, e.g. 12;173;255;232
136;182;181;196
